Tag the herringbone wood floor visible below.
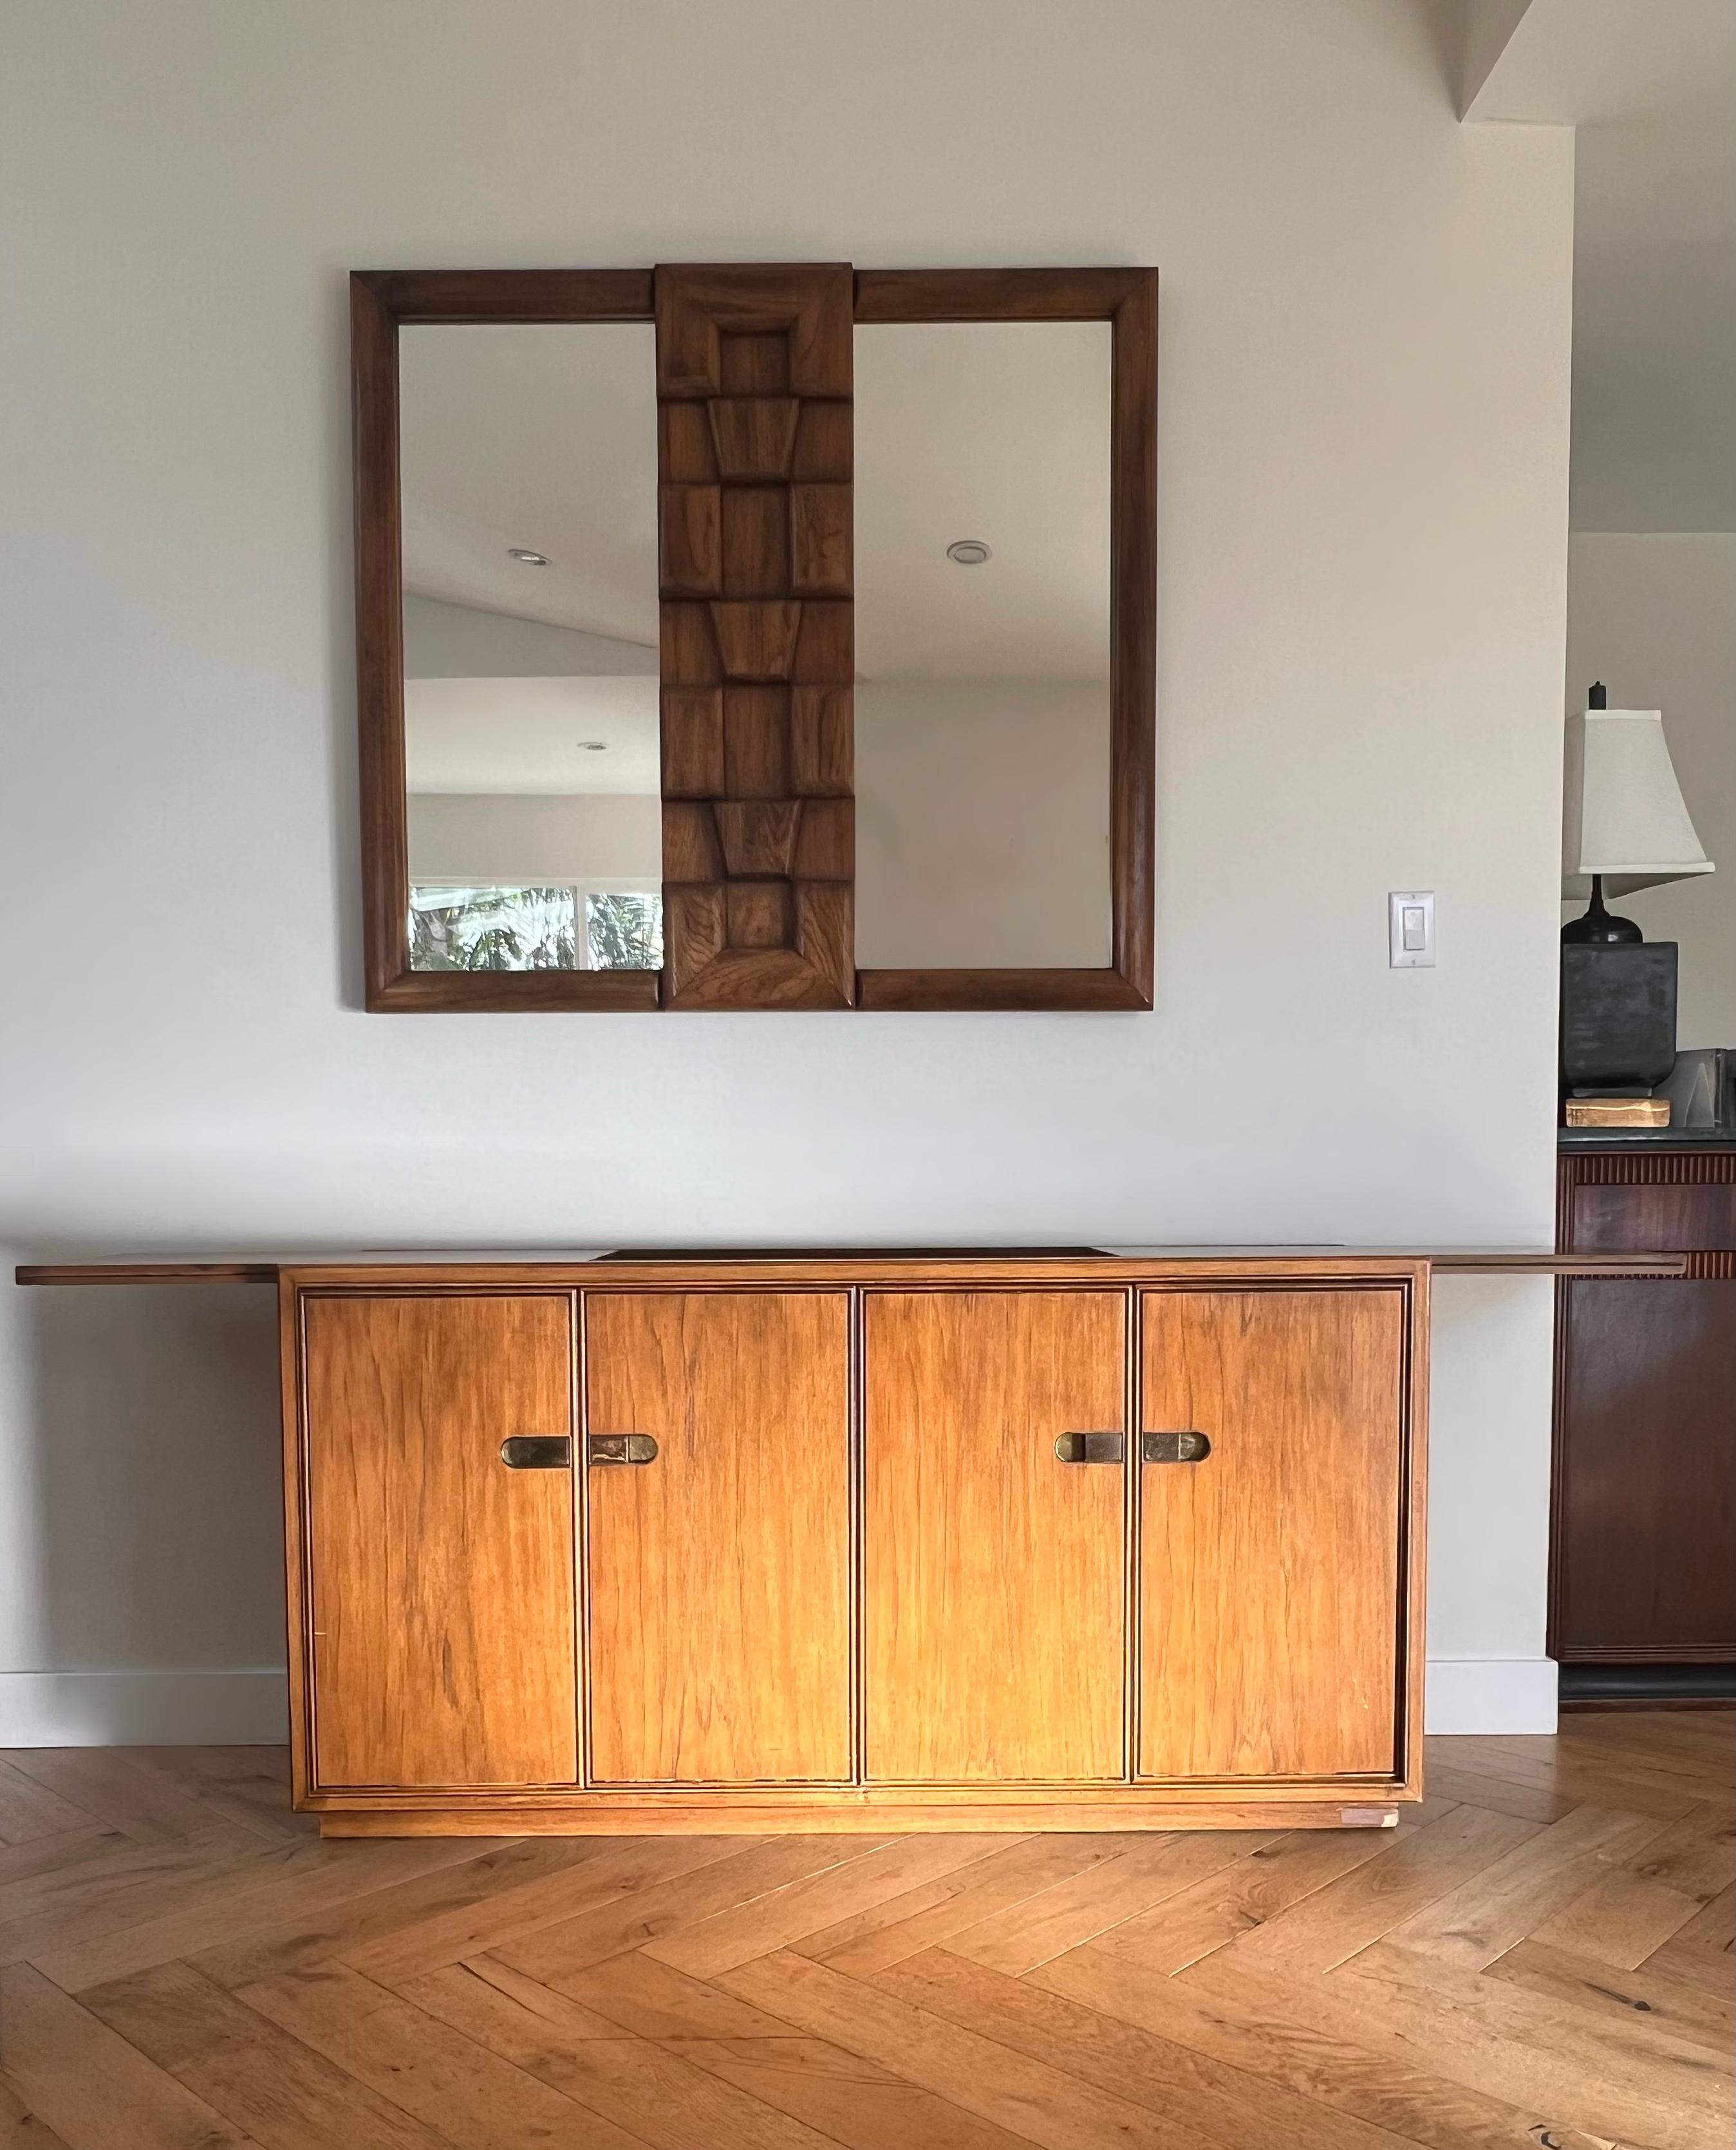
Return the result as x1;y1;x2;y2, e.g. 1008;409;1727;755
0;1716;1729;2150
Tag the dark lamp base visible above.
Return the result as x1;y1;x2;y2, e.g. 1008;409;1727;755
1562;874;1643;945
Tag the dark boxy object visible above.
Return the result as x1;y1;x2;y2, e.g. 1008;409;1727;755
1560;943;1677;1091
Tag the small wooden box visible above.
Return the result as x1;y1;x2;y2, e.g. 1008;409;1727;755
1564;1098;1670;1128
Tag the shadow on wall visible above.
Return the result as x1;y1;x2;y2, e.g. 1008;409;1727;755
21;1284;286;1737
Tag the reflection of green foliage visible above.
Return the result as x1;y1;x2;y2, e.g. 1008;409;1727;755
587;892;664;971
409;886;577;971
409;886;665;972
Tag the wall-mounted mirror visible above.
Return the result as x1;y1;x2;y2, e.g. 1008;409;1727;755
854;322;1112;971
398;322;662;977
353;265;1153;1013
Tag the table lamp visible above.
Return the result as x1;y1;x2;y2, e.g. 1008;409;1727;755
1562;683;1712;942
1559;684;1714;1112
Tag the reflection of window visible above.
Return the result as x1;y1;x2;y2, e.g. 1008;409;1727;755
585;891;662;970
409;884;662;972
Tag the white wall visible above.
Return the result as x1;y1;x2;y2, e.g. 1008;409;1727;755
403;595;658;680
1;0;1575;1739
1563;534;1735;1049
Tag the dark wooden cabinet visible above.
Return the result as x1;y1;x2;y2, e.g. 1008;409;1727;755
1551;1140;1736;1702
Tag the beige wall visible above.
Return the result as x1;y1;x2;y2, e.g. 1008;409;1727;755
856;682;1111;969
409;792;660;885
3;0;1575;1739
1564;534;1735;1048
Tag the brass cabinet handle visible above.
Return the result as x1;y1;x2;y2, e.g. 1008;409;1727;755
499;1435;573;1470
588;1433;659;1466
1141;1430;1211;1463
1054;1431;1126;1464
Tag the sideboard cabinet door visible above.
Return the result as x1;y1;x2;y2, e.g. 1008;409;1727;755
864;1290;1128;1782
300;1293;579;1791
1139;1289;1405;1781
584;1291;851;1784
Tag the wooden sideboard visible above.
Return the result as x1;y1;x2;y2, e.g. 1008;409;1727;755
1551;1137;1736;1706
15;1245;1686;1835
270;1255;1429;1835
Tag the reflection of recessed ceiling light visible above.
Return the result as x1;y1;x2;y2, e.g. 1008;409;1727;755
577;740;607;752
946;539;992;565
507;547;550;566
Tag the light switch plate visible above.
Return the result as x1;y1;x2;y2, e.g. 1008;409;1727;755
1389;891;1435;968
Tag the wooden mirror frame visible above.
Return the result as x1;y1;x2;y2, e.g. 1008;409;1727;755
353;264;1155;1013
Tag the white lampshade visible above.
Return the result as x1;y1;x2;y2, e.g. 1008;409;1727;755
1562;708;1713;901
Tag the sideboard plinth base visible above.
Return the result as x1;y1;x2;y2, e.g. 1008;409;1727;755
315;1799;1406;1838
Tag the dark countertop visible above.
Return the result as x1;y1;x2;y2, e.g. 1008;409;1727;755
1559;1128;1736;1150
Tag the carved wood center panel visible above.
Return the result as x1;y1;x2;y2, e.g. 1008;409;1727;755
657;265;856;1009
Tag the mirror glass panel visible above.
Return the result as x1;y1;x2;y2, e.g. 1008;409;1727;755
398;322;662;972
853;322;1112;970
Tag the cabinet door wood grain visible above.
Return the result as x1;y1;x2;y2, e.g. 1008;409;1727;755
1138;1289;1405;1781
1554;1278;1735;1658
863;1290;1128;1784
584;1291;851;1783
301;1293;577;1790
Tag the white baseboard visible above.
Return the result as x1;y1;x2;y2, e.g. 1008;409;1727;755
0;1670;290;1746
0;1661;1558;1746
1424;1655;1558;1735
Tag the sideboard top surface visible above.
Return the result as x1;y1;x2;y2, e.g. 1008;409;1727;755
14;1248;1688;1285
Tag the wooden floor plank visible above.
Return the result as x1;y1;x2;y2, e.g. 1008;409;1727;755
0;1828;131;1894
0;1752;256;1849
341;1835;749;1986
0;1764;97;1851
550;1949;796;2040
1416;1763;1576;1826
1036;1938;1624;2150
79;1959;468;2149
946;1830;1278;1975
3;1835;297;1970
495;1836;867;1985
1426;1737;1706;1820
1482;1934;1735;2055
0;2073;75;2150
672;2033;1052;2150
1094;1823;1407;1976
877;1943;1419;2150
1530;1860;1711;1972
1209;1802;1542;1975
1551;1726;1735;1796
1184;1945;1729;2150
189;1837;575;1991
30;1835;506;1994
235;1958;657;2149
392;1956;846;2150
643;1835;1007;1977
400;1957;622;2042
716;1947;1230;2150
1638;1880;1735;1992
0;1963;266;2150
796;1832;1130;1976
119;1750;318;1846
1373;1804;1677;1973
1575;1713;1731;1762
1;1719;1728;2150
1625;1799;1736;1900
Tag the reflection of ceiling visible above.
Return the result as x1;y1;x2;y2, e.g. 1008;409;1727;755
405;676;659;794
398;315;1114;675
855;322;1111;679
399;322;660;643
